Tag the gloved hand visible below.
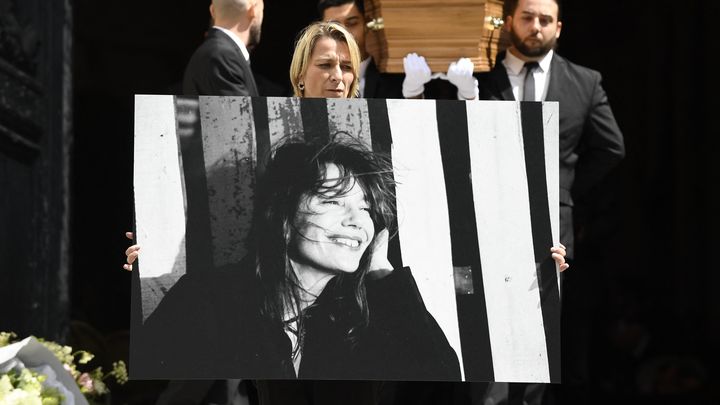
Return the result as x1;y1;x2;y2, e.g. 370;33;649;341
447;57;479;100
402;53;432;98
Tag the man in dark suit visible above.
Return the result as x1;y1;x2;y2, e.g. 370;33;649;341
474;0;625;404
183;0;264;96
152;3;264;403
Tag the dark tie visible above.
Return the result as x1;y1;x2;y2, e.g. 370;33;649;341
523;61;540;101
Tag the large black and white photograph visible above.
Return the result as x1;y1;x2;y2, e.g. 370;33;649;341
130;95;561;382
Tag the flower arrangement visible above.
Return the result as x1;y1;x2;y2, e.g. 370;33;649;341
0;331;127;405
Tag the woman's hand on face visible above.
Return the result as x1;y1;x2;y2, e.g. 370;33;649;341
124;231;140;271
551;243;569;272
369;228;393;272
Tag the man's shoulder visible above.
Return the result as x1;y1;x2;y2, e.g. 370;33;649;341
552;53;602;82
474;63;508;100
476;50;507;78
188;30;244;64
476;53;507;82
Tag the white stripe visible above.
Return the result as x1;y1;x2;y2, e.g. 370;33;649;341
466;100;550;382
326;98;372;149
133;95;187;320
386;99;465;380
199;96;257;267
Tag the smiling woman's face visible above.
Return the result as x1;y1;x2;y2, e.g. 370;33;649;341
291;163;374;275
300;37;355;98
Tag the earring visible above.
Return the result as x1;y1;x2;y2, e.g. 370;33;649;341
298;82;305;91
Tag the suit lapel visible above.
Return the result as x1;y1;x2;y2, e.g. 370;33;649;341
491;51;516;101
545;53;565;102
363;58;380;98
211;28;259;97
497;68;515;101
243;59;259;97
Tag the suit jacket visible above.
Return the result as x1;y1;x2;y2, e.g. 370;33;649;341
363;58;405;99
182;28;259;97
134;263;460;381
477;51;625;257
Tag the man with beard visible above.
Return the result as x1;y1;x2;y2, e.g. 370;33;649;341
474;0;625;404
183;0;264;96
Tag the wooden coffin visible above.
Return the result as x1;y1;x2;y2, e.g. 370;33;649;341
364;0;509;73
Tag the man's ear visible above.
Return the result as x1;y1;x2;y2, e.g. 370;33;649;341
555;21;562;39
504;15;513;33
209;4;215;20
247;0;257;20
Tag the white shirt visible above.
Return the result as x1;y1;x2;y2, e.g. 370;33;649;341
358;57;371;98
502;49;554;101
212;26;251;62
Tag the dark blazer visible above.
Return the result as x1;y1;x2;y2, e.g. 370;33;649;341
363;58;405;99
477;51;625;257
134;264;460;381
182;28;259;97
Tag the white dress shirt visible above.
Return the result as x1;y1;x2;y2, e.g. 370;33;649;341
502;50;554;101
358;57;371;98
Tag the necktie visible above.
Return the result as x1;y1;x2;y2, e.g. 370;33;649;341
523;61;540;101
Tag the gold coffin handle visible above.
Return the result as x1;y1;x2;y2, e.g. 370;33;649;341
366;17;384;31
488;16;504;29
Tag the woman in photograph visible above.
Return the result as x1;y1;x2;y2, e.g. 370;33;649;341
135;137;462;381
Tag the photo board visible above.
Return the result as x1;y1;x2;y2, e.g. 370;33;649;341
131;95;560;382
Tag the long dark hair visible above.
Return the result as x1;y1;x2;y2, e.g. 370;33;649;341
249;135;396;350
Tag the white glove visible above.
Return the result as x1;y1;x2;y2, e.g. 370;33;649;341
402;53;432;98
447;57;479;100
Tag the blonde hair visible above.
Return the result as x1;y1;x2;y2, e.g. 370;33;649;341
289;21;361;98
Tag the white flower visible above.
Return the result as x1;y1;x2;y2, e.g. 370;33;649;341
0;387;43;405
31;365;75;405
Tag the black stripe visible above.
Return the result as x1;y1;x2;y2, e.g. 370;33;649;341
436;100;494;381
129;212;143;377
520;101;561;382
367;100;391;153
300;98;330;143
252;97;271;178
176;96;213;274
366;98;402;270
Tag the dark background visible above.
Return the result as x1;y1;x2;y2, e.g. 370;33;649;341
7;0;717;403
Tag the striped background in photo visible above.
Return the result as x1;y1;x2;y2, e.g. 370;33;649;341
132;95;560;382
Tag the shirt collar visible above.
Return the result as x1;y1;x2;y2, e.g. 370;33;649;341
359;57;371;79
212;26;250;62
503;49;554;75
